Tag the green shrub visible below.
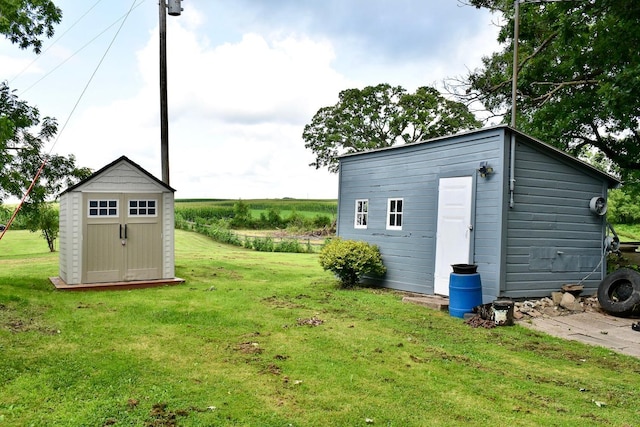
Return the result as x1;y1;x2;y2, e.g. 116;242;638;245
194;222;242;247
607;188;640;224
230;200;254;228
318;238;386;288
264;208;285;228
312;214;333;228
285;210;307;230
174;212;189;230
252;236;275;252
275;238;303;253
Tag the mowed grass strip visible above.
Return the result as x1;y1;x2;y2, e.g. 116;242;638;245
0;229;639;426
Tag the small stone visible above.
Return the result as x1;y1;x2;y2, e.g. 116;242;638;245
562;284;584;296
560;292;584;311
527;309;542;318
560;292;576;309
513;310;524;320
519;305;532;314
540;297;554;307
551;292;564;305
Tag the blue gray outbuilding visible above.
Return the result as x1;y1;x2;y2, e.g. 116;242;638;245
336;125;620;301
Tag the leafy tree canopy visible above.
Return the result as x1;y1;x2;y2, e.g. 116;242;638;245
0;82;92;209
1;0;90;228
0;0;62;53
455;0;640;185
303;84;481;173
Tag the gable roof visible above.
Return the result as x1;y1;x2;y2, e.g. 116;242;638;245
339;125;621;188
60;155;175;195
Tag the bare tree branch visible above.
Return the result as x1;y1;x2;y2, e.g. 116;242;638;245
531;79;599;104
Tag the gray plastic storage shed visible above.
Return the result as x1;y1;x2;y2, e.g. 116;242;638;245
54;156;180;289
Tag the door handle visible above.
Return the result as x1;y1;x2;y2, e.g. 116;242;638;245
119;224;123;239
124;224;128;239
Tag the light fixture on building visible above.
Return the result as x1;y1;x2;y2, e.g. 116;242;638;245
478;161;494;178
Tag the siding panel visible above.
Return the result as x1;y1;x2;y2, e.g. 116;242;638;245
504;141;608;297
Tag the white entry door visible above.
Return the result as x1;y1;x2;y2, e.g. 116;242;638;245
433;176;473;295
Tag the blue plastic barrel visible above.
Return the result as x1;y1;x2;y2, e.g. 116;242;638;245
449;272;482;318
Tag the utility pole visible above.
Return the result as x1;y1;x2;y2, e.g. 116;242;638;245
159;0;183;185
511;0;580;128
509;0;581;208
511;0;520;128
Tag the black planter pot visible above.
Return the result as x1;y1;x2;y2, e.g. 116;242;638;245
451;264;478;274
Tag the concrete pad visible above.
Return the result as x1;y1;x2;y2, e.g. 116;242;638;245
519;311;640;358
402;295;449;311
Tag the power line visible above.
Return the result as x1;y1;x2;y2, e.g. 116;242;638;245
9;0;104;84
0;0;140;243
16;0;146;96
47;0;140;154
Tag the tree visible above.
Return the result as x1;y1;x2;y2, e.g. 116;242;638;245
1;0;91;249
303;84;481;173
454;0;640;185
24;202;58;251
1;82;92;207
0;0;62;53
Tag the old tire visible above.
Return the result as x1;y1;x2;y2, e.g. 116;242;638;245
597;268;640;317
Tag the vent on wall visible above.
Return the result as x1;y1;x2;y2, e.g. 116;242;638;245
589;196;607;216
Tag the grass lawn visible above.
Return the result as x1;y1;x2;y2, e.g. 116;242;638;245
1;230;639;426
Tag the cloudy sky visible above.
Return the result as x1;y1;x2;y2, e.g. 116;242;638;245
1;0;501;200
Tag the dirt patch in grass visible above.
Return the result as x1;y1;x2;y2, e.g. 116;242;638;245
0;303;59;335
261;295;308;309
143;402;215;427
296;316;324;326
261;363;282;375
213;266;243;280
235;341;263;355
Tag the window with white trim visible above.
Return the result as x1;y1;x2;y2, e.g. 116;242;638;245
88;199;118;217
128;199;157;217
354;199;368;229
387;198;403;230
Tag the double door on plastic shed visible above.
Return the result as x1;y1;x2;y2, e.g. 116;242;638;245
82;193;162;283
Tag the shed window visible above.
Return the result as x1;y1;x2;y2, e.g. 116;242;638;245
354;199;368;229
88;200;118;217
129;199;157;217
387;198;403;230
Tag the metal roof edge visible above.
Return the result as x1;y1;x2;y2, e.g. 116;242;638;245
338;124;621;187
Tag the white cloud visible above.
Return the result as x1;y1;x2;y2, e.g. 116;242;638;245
59;16;347;199
1;1;501;201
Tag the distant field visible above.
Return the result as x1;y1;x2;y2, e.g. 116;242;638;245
176;198;337;212
175;198;337;223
